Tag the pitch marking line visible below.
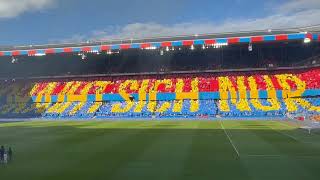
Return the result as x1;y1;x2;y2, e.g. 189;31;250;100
276;122;320;145
276;129;300;142
246;154;282;158
277;121;295;128
219;120;240;158
267;123;300;142
246;154;320;158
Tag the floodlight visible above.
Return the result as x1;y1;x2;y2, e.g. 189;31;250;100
248;43;253;51
81;54;87;60
34;53;46;57
11;56;18;64
304;38;311;44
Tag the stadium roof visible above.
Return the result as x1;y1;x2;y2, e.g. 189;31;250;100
0;26;319;57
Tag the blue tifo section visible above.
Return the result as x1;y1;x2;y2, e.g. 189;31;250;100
94;98;320;119
32;89;320;103
1;98;320;119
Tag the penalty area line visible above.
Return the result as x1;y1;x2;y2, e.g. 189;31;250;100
277;120;298;128
246;154;282;158
219;120;240;158
246;154;320;158
268;124;300;142
276;121;320;144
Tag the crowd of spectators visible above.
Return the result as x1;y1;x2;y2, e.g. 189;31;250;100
0;65;320;119
33;98;320;119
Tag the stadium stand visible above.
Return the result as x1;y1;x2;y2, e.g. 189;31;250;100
0;67;320;119
0;30;319;120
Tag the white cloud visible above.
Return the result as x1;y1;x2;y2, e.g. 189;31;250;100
60;0;320;43
274;0;320;14
86;11;320;42
0;0;54;18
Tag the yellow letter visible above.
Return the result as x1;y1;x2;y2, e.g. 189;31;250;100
218;76;250;111
94;81;112;102
134;80;149;112
248;76;280;111
111;80;137;113
173;78;199;112
276;74;320;112
148;79;172;113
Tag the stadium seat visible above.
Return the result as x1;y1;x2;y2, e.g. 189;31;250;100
1;68;320;119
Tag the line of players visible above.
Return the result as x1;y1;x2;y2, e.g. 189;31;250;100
0;146;13;164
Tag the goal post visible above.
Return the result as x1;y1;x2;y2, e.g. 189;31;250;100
286;113;320;134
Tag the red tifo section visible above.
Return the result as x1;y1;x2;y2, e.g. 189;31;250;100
31;68;320;96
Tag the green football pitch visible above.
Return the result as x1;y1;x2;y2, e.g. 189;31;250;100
0;120;320;180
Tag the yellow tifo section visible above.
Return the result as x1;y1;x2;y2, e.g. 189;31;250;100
27;81;112;114
111;80;138;113
31;81;76;103
55;102;72;114
44;102;73;114
67;82;95;102
132;80;149;113
171;100;199;113
46;103;63;113
174;78;199;112
67;81;82;95
110;78;200;113
276;74;320;112
173;100;183;112
88;102;103;113
218;76;251;112
56;81;108;115
248;76;280;111
35;82;58;102
59;81;84;102
95;81;111;101
67;81;111;102
35;103;51;113
29;83;41;96
55;82;74;102
217;76;282;112
134;101;147;113
69;102;85;115
157;101;172;113
31;81;112;103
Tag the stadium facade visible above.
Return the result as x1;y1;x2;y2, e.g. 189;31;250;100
0;29;320;120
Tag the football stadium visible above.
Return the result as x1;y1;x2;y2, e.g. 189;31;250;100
1;27;320;179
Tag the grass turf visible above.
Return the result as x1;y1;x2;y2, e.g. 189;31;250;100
0;120;320;180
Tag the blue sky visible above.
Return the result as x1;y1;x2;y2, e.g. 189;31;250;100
0;0;319;45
